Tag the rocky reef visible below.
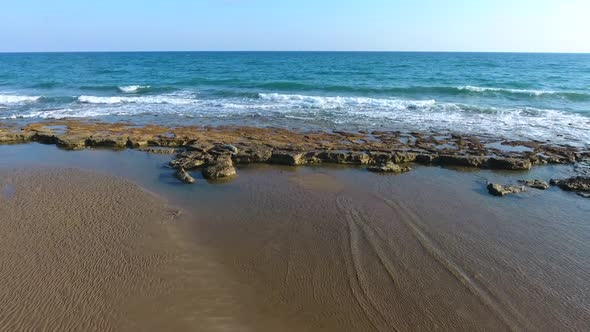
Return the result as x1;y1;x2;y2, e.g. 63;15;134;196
1;120;589;195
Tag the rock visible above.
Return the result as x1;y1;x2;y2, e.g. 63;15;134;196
202;156;237;179
487;183;525;196
438;155;488;168
550;176;590;192
56;136;87;150
175;168;195;184
210;144;239;155
138;147;182;155
487;157;532;170
233;146;273;164
577;192;590;198
85;136;127;149
367;162;411;173
32;132;58;145
126;137;149;148
269;151;306;166
416;154;436;164
519;179;549;190
391;152;417;164
185;142;215;153
368;152;393;164
169;151;208;170
316;151;370;164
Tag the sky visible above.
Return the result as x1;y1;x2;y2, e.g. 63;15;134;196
1;0;589;52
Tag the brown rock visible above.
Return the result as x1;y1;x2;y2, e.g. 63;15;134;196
367;162;411;173
550;176;590;192
487;183;525;196
488;157;532;170
269;151;306;166
438;155;488;168
175;168;195;184
519;179;549;190
202;156;237;179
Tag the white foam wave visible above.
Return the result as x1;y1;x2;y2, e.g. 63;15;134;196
78;95;196;105
258;93;436;110
3;92;589;147
458;86;556;96
118;85;150;93
0;94;41;104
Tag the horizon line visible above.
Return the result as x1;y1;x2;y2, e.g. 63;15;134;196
1;50;589;55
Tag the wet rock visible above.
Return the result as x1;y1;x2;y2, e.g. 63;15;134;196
316;151;370;164
577;192;590;198
438;155;488;168
175;168;195;184
488;157;532;170
210;144;239;155
391;152;417;164
487;183;525;196
185;142;215;153
85;136;127;149
367;162;411;173
233;146;273;164
32;132;59;145
550;176;590;192
519;179;549;190
269;151;306;166
138;147;182;155
126;136;150;148
416;154;436;164
368;152;393;164
55;136;87;150
202;155;237;179
169;151;208;170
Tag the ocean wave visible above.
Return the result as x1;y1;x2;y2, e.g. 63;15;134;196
3;92;589;146
0;94;42;104
118;85;151;93
258;93;436;110
78;95;197;105
457;86;556;96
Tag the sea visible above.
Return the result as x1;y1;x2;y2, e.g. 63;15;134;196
0;52;589;146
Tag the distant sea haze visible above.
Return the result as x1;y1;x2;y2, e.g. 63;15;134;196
0;52;589;146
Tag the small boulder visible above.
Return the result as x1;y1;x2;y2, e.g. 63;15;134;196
550;176;590;192
488;157;532;170
269;151;306;166
487;183;525;196
175;168;195;184
519;179;549;190
367;162;411;173
202;156;237;180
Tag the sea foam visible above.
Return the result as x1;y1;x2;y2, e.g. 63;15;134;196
0;94;42;104
78;95;196;105
457;86;556;96
118;85;151;93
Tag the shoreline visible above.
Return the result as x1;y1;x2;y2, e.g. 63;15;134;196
1;119;588;196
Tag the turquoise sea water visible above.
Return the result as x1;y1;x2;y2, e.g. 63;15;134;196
0;52;589;146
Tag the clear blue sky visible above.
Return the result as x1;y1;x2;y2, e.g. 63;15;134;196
1;0;589;52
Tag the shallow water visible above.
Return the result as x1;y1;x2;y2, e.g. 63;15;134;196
1;143;589;331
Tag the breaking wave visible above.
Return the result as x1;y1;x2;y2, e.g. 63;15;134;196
78;94;197;105
0;94;42;104
118;85;151;93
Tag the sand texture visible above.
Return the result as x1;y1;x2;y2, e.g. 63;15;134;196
0;169;185;331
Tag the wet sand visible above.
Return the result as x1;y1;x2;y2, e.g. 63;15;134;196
1;144;589;331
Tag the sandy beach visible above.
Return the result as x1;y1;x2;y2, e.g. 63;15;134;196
1;140;589;331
